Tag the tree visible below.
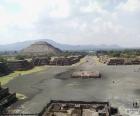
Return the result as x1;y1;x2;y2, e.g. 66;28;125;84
0;56;7;63
0;62;9;74
15;55;25;60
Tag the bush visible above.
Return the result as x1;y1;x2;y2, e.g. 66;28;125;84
0;56;7;63
0;62;9;75
15;55;25;60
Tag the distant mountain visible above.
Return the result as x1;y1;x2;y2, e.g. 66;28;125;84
0;39;121;51
21;41;62;56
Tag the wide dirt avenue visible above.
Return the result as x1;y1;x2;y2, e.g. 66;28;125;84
5;56;140;114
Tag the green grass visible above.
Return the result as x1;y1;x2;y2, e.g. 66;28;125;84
72;58;85;66
16;93;27;100
0;66;46;85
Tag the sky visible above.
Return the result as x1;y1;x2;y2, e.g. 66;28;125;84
0;0;140;47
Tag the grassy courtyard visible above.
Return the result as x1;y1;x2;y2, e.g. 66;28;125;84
0;66;47;85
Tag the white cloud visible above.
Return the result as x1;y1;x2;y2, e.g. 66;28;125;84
80;1;105;14
0;0;71;44
46;0;70;18
0;0;70;30
0;5;9;30
117;0;140;12
0;0;44;30
0;0;140;47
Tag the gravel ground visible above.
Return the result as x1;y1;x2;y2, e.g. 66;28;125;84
5;56;140;115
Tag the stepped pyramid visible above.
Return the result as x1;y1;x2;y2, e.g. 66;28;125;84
21;41;62;56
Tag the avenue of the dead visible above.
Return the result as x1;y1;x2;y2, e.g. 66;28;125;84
3;56;140;115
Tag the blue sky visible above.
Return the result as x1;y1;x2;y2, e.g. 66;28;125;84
0;0;140;47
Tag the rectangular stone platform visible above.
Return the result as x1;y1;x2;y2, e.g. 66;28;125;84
72;71;101;78
39;100;117;116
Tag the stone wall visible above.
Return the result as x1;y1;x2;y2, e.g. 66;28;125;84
0;83;17;114
32;57;50;66
0;62;10;77
7;60;33;71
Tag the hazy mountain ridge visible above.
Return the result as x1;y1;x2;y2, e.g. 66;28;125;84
0;39;121;51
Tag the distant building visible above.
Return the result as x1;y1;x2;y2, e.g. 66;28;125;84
49;55;84;66
7;60;33;71
130;59;140;65
98;54;140;65
107;58;140;65
49;57;69;65
32;57;50;66
21;41;62;56
107;58;125;65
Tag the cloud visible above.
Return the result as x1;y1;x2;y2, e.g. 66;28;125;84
0;0;140;47
46;0;70;18
80;1;105;13
117;0;140;12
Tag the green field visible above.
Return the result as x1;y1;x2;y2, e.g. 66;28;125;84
0;66;47;85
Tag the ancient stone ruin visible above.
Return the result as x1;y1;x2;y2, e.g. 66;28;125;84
98;55;140;65
72;71;101;78
21;41;62;56
0;62;10;77
49;55;84;66
0;83;17;114
40;100;118;116
32;57;50;66
7;60;33;71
